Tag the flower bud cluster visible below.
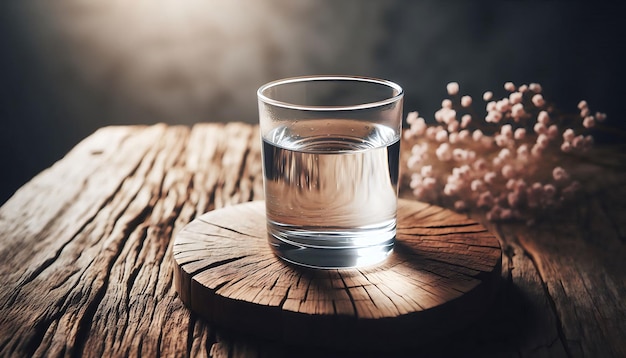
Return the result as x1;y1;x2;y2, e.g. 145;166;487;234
404;82;605;222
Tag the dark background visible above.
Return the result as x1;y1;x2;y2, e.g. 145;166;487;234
1;1;624;205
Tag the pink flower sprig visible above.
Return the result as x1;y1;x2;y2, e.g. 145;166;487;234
404;81;606;223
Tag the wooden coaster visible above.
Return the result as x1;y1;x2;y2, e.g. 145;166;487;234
173;199;502;349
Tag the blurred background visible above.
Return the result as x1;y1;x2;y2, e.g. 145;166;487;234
1;0;624;204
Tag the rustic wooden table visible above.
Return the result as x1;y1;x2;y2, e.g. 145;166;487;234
1;123;625;357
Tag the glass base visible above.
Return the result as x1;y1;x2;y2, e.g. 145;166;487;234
267;223;395;269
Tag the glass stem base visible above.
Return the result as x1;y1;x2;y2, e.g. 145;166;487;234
267;223;395;269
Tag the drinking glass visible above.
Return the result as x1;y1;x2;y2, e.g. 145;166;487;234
257;75;403;269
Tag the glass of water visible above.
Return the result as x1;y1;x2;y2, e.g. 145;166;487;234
257;76;403;269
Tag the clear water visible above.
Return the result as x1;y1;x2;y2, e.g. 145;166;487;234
262;119;400;268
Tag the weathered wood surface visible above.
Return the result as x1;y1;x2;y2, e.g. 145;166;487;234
173;199;501;349
0;123;625;357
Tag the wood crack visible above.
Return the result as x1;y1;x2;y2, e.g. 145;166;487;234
398;229;489;237
178;230;242;240
529;335;561;355
185;316;196;358
401;206;448;222
337;271;359;319
188;255;250;277
402;222;484;229
70;271;110;358
23;308;65;356
196;220;257;239
232;143;251;198
278;285;291;310
519;240;573;358
356;270;392;312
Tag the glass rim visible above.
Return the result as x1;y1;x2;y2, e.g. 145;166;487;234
257;75;404;111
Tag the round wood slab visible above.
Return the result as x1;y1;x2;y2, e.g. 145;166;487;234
173;199;502;349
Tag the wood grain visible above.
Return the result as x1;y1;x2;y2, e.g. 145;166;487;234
0;123;624;357
173;199;501;349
